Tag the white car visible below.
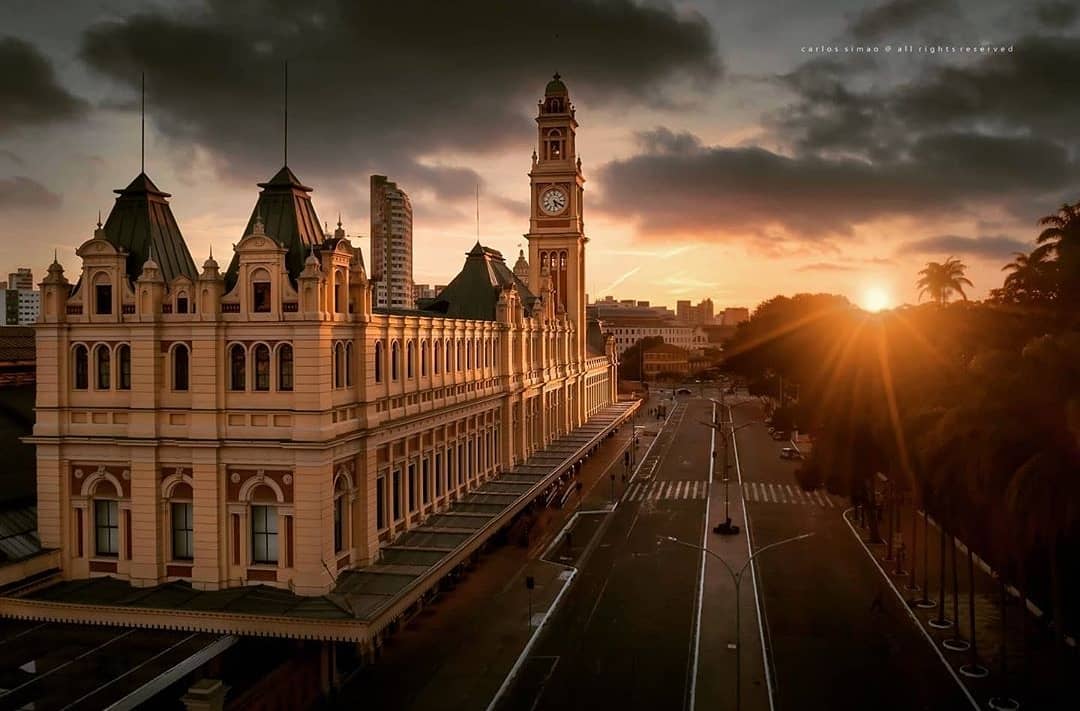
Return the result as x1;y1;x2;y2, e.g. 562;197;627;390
780;447;802;460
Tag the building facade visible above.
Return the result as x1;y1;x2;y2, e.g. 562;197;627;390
642;342;691;378
601;319;708;357
30;76;618;600
1;287;40;326
370;175;414;310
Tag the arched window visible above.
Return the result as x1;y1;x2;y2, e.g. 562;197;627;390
420;341;428;377
278;344;294;391
391;341;400;381
333;342;344;388
229;344;246;391
333;475;349;553
445;339;451;372
545;128;564;160
251;268;271;313
92;478;120;557
345;342;353;386
334;268;346;314
169;481;194;561
117;344;131;390
250;492;278;564
254;344;270;391
173;344;190;391
94;344;111;389
433;341;441;375
456;340;463;371
466;340;472;370
73;345;88;390
406;341;415;379
374;341;384;383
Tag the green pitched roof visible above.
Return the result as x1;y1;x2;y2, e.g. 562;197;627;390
425;243;535;321
225;166;325;288
101;172;197;284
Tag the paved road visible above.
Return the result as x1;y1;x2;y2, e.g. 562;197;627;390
498;398;718;711
730;399;973;711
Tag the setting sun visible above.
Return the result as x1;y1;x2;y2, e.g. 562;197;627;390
862;286;892;312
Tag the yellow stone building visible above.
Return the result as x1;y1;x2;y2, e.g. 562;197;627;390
12;75;635;646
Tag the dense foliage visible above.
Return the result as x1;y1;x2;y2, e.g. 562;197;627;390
722;200;1080;668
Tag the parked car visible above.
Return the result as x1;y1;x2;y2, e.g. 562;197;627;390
771;430;789;441
780;447;803;460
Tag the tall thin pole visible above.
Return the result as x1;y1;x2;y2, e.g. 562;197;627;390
283;61;288;166
140;72;145;174
475;183;480;242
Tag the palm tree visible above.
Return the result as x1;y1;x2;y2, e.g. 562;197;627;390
916;257;974;304
999;250;1058;304
1033;201;1080;312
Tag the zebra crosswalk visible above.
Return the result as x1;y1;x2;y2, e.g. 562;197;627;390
625;479;709;502
742;481;837;508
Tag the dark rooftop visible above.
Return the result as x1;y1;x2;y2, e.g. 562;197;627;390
102;172;198;284
225;166;326;289
425;243;536;321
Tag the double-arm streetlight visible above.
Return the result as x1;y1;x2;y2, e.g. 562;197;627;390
701;398;760;535
659;533;813;711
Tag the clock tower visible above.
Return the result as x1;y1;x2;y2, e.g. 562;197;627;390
527;73;587;360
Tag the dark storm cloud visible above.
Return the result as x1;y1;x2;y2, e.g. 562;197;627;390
1034;1;1080;28
848;0;956;41
895;234;1030;258
594;128;1073;241
0;36;88;135
0;176;62;211
78;1;720;198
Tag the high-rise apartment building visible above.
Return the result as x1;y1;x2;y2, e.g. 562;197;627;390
370;175;414;309
8;268;33;290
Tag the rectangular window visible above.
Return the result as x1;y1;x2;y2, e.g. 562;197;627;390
376;475;387;529
422;458;430;504
171;502;194;560
94;499;119;556
434;452;443;496
95;284;112;315
251;505;278;564
408;463;417;512
253;282;271;313
392;469;402;520
177;296;189;314
457;444;464;485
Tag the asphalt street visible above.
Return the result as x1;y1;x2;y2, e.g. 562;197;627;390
497;398;716;711
730;398;973;711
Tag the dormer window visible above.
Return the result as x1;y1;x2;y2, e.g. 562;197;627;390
252;269;271;313
176;292;189;314
93;275;112;315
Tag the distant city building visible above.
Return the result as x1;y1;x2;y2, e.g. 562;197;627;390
589;295;674;320
8;268;33;291
642;342;691;378
721;307;749;326
600;318;707;356
370;175;414;309
412;283;446;303
677;298;715;325
0;287;40;326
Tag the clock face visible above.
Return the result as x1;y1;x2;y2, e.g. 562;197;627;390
540;187;568;215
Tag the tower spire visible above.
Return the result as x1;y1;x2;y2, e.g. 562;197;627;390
475;183;480;242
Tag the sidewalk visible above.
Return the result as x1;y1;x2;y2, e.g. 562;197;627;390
333;415;641;711
847;499;1076;710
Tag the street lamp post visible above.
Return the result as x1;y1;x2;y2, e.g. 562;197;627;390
659;533;813;711
704;398;757;536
